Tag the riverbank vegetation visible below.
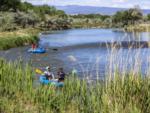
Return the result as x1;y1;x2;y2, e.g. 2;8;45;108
0;59;150;113
1;0;150;32
0;28;39;50
0;0;71;31
1;0;150;50
71;7;150;31
112;7;150;32
0;0;71;50
70;14;111;28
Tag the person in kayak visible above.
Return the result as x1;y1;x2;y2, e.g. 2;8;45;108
44;66;55;80
57;68;66;82
31;43;37;50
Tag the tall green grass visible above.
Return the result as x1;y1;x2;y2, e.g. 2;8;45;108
0;28;39;50
0;35;38;50
0;59;150;113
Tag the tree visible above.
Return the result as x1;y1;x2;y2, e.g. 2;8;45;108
19;2;34;12
0;12;16;31
112;8;143;27
0;0;21;11
128;8;143;24
56;10;67;18
15;11;39;28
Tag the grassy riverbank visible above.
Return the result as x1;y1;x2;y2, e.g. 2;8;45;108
1;59;150;113
0;28;40;50
1;23;150;50
124;23;150;32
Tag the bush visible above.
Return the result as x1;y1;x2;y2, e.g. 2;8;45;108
0;12;17;31
112;8;143;27
15;10;40;28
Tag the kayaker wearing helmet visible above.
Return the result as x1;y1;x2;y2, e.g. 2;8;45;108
44;66;55;80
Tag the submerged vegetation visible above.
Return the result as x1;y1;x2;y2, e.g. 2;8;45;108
0;59;150;113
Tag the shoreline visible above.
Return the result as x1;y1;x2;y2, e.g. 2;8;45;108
0;28;40;50
0;25;150;50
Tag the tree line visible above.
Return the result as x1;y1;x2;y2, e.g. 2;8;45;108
0;0;150;31
71;7;150;28
0;0;65;15
0;0;71;31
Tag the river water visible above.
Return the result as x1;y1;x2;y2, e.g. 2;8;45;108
1;28;150;80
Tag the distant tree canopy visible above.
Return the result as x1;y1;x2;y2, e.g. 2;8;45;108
0;0;66;17
1;0;149;31
71;14;110;19
112;8;143;26
0;0;21;11
19;2;34;12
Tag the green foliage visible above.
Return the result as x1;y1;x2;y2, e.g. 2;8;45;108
34;5;57;15
0;0;148;31
56;10;67;18
147;14;150;21
0;28;39;50
19;2;34;12
43;18;71;30
112;8;143;27
71;14;111;28
71;14;110;20
1;60;150;113
0;0;21;11
0;0;71;31
0;35;38;50
15;10;40;28
0;12;17;31
0;11;40;31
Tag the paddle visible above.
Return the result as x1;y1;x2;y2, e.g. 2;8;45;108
35;68;44;75
35;67;57;75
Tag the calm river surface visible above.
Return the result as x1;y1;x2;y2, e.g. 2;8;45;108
1;28;150;80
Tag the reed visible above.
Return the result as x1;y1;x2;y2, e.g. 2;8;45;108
0;58;150;113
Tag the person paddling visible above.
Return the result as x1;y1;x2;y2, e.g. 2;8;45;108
57;68;65;82
44;66;55;80
32;43;37;50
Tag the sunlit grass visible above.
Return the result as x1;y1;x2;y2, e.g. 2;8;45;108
0;58;150;113
0;28;39;50
125;23;150;32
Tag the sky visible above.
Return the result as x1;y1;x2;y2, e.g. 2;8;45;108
24;0;150;9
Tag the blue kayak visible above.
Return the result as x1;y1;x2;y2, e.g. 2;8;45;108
28;48;46;53
39;76;64;87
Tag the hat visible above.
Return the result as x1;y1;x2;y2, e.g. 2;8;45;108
46;66;50;70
